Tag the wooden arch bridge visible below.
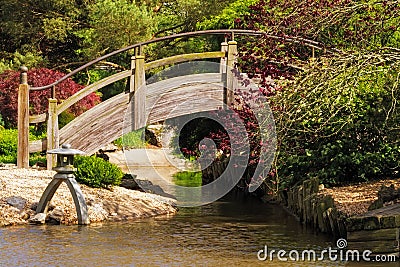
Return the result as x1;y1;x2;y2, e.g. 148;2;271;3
16;29;332;169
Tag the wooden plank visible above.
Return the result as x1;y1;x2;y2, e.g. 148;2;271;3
60;93;129;154
145;51;225;71
146;83;224;124
29;113;47;124
57;70;131;115
17;82;29;168
146;73;221;95
29;139;47;153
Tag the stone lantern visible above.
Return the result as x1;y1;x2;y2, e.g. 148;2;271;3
36;144;89;225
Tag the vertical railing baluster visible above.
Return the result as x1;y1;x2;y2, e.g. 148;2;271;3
226;40;238;107
131;53;146;130
46;97;59;170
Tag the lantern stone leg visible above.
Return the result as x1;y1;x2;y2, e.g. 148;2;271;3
36;144;89;225
64;176;89;224
36;174;89;225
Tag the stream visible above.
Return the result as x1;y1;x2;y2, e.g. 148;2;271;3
2;193;396;266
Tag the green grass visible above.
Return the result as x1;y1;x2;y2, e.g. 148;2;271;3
172;171;202;187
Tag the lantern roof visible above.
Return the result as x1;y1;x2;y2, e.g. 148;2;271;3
47;144;85;155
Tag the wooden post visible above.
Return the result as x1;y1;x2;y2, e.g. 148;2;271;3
130;55;146;130
220;41;228;76
46;99;59;170
17;66;29;168
226;41;238;107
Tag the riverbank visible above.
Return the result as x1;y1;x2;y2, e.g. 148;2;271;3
280;177;400;256
281;176;400;229
0;166;177;227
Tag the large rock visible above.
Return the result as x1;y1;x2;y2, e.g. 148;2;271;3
48;207;64;224
6;196;27;210
119;174;140;190
28;213;46;224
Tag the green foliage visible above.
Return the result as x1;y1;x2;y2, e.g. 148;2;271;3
0;0;84;67
74;156;123;189
155;0;233;34
145;0;235;62
170;117;227;158
197;0;258;29
0;51;45;73
114;129;147;149
273;51;400;187
0;128;46;164
58;111;76;129
43;17;75;42
0;154;16;164
173;171;202;187
0;129;18;157
0;114;4;127
75;0;155;59
29;153;47;167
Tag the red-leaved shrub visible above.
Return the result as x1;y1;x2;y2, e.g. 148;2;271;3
0;68;101;128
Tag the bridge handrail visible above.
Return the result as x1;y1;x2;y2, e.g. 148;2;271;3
29;29;339;91
29;51;226;123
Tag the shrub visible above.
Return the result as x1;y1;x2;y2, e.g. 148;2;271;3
0;128;47;164
29;153;47;167
74;155;123;189
58;111;76;129
273;54;400;187
0;128;18;156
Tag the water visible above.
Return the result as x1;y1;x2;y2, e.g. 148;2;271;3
0;195;397;266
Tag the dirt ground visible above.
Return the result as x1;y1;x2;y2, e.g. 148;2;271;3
319;178;400;217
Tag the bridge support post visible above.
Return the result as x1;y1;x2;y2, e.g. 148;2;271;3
130;54;146;130
226;41;238;107
46;99;59;170
17;66;30;169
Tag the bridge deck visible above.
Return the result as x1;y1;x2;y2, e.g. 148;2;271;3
59;73;225;154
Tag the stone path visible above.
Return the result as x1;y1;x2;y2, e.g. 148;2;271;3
107;148;195;196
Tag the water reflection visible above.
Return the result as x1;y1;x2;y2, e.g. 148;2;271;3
0;195;397;266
